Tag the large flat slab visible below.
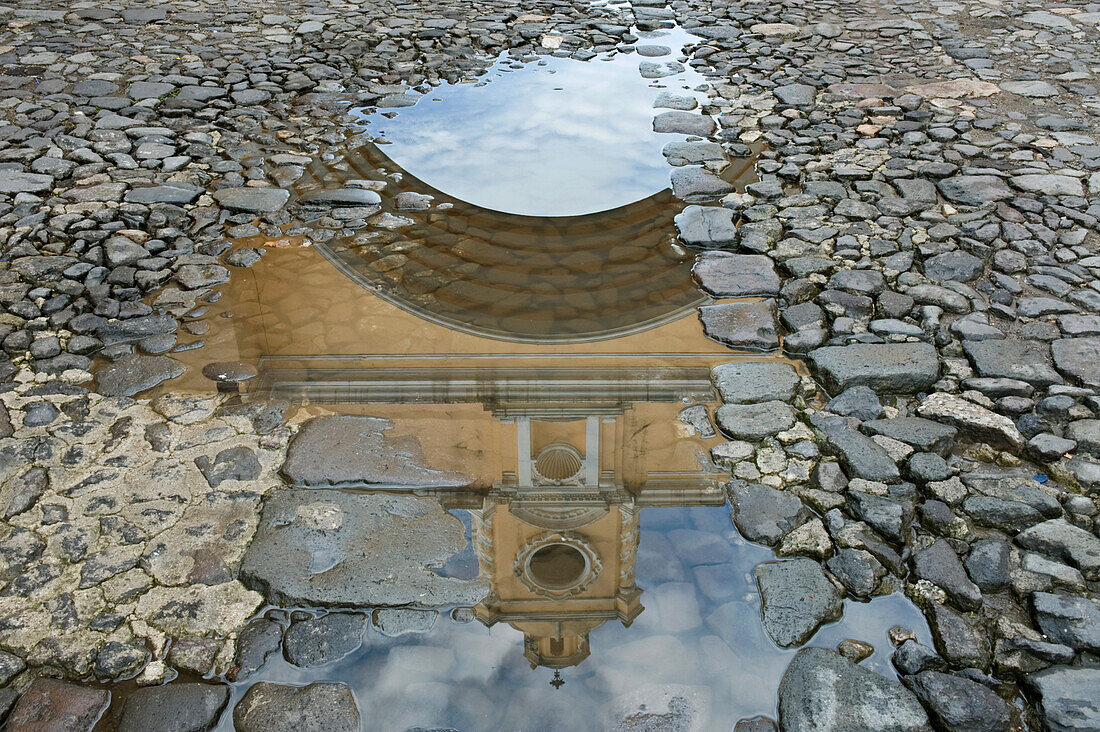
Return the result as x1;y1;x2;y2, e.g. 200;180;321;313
239;489;488;608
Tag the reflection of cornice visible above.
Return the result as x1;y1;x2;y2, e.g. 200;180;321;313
252;365;716;406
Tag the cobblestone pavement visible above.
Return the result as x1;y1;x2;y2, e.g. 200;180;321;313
0;0;1099;728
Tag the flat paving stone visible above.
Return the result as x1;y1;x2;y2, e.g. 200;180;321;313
692;253;780;296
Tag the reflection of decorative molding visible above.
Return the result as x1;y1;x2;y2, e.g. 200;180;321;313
472;503;495;582
514;532;602;600
532;443;584;486
510;504;608;531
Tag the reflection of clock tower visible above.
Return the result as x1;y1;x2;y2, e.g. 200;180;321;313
472;416;643;669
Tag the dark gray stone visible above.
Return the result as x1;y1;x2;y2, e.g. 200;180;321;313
229;618;282;682
233;682;358;732
963;340;1063;388
892;640;946;675
847;490;912;545
778;647;929;731
729;480;810;546
283;613;368;667
194;446;261;488
653;110;716;136
6;678;109;731
96;354;185;397
936;175;1013;205
923;251;984;283
754;558;842;647
927;603;990;669
711;362;799;404
809;343;940;394
298;188;382;207
715;401;795;440
827;547;885;597
863;418;957;456
815;417;901;482
282;416;470;488
965;539;1012;591
826;386;883;421
1024;666;1100;732
912;540;982;611
212;187;290;213
699;301;779;350
676;206;739;248
118;683;230;732
1051;337;1100;387
1016;519;1100;580
692;253;779;296
902;671;1012;732
1031;591;1100;653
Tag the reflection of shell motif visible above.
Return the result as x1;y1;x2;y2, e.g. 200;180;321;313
533;443;584;485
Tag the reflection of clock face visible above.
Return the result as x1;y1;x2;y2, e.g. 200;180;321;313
514;532;603;599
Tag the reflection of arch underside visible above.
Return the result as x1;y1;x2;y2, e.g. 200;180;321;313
298;141;709;343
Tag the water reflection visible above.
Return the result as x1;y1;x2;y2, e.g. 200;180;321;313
351;25;708;216
299;143;707;343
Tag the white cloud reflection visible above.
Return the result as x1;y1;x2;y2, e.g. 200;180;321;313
355;29;708;216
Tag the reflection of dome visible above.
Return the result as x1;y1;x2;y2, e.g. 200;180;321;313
299;142;707;343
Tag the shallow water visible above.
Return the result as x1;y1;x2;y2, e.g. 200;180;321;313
126;21;937;732
201;506;931;731
353;25;709;217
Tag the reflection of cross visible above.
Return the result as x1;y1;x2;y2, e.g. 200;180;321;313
550;671;565;690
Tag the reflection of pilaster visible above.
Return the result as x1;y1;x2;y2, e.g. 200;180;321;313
618;501;639;590
584;415;599;488
517;417;532;486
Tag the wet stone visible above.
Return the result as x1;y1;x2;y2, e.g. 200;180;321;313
676;206;739;249
194;446;261;488
229;618;283;682
671;167;734;202
117;683;229;732
201;361;258;385
963;340;1063;388
1016;519;1100;580
212;187;290;213
283;612;367;667
1051;337;1100;387
1031;592;1100;653
224;248;264;268
711;362;798;404
809;343;940;394
372;607;438;637
6;678;110;732
699;301;779;350
912;539;982;611
826;386;883;422
233;682;359;732
754;558;842;647
1025;666;1100;732
282;416;469;487
778;648;929;731
652;110;715;137
901;670;1012;732
240;489;487;608
729;480;810;546
927;603;990;669
95;354;185;397
94;640;150;679
692;253;779;296
715;401;795;440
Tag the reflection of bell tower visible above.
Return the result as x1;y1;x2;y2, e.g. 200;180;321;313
472;415;642;669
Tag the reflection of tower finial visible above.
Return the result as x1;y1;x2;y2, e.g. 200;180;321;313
550;670;565;690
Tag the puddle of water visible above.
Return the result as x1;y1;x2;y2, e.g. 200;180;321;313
202;505;931;732
353;26;709;217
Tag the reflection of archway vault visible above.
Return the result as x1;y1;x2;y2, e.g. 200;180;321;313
296;142;708;343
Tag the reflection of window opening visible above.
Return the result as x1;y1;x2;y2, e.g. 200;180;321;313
528;543;587;590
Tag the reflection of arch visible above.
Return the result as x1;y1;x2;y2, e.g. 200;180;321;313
296;142;708;343
510;504;609;531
